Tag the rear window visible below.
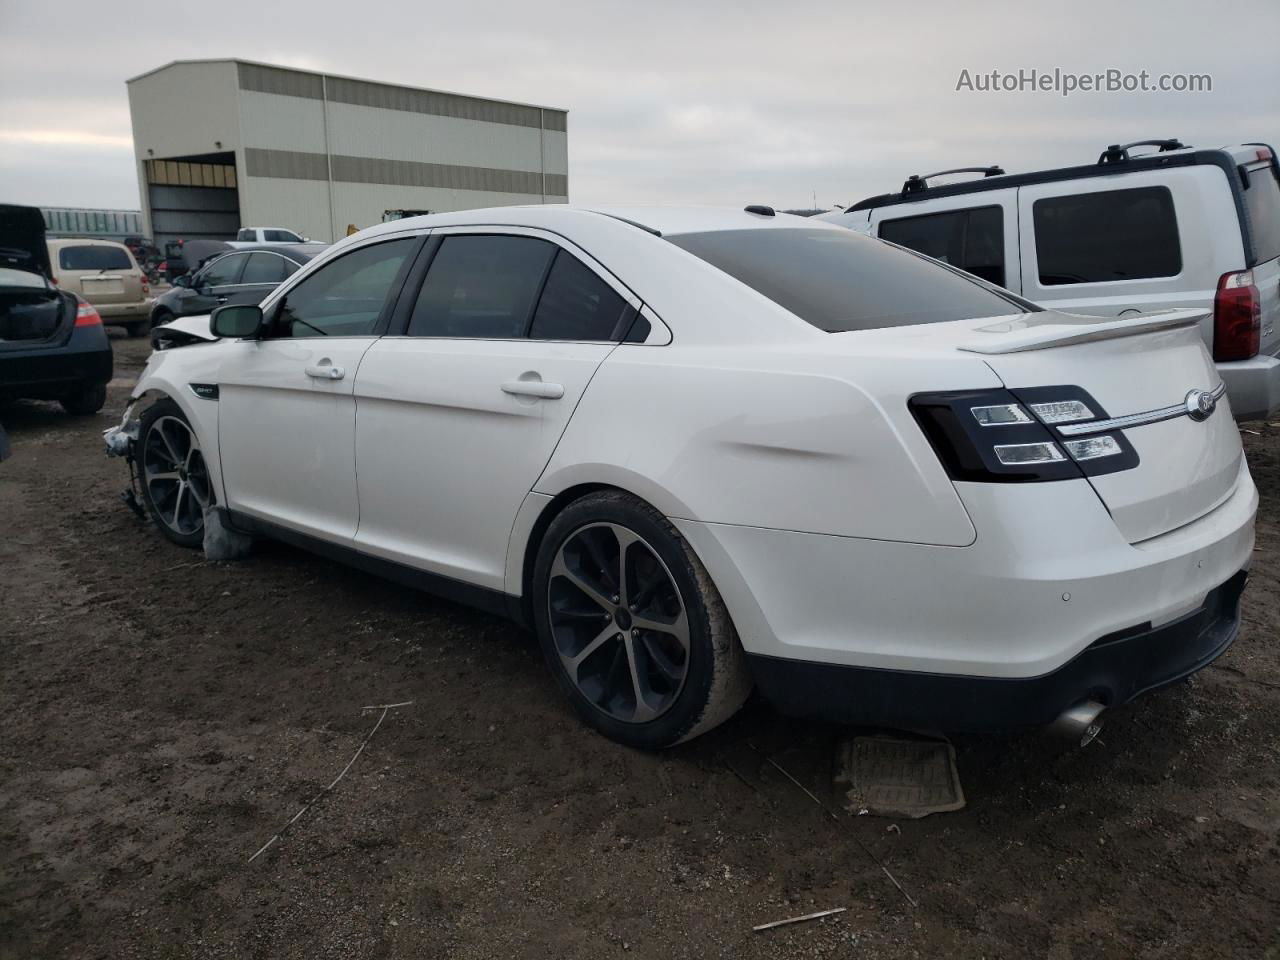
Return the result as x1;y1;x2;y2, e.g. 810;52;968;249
1032;187;1181;285
1242;162;1280;264
666;227;1035;332
58;245;131;271
878;205;1006;287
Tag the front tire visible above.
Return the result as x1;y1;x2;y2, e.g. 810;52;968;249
137;399;212;548
125;316;151;337
60;382;106;416
532;491;752;749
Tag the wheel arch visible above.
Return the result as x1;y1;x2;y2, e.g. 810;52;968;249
128;376;224;500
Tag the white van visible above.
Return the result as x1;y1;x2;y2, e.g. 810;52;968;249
818;140;1280;420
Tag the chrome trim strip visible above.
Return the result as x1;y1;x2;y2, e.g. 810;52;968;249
1057;382;1226;437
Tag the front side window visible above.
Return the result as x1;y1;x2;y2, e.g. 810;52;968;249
667;227;1036;333
408;235;555;338
879;206;1005;287
272;238;415;338
58;245;132;271
241;253;287;285
1033;186;1181;285
1242;162;1280;264
199;253;246;287
529;251;630;341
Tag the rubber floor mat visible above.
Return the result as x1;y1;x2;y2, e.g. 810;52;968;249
835;736;965;818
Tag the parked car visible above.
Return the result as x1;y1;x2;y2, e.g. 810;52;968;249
1;204;112;414
818;140;1280;420
228;226;310;247
149;245;321;328
47;238;152;336
106;205;1255;749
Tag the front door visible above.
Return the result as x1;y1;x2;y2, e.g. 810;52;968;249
184;252;248;317
353;230;639;590
216;236;421;543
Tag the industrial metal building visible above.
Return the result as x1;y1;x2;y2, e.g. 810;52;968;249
126;59;569;246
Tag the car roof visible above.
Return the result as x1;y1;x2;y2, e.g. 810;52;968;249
46;237;131;249
845;143;1273;213
221;243;321;260
345;204;846;245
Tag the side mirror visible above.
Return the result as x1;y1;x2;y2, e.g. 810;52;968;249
211;303;264;339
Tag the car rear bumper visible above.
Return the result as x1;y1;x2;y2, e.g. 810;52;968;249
0;326;113;399
95;300;151;322
674;459;1256;687
746;570;1246;731
1218;352;1280;421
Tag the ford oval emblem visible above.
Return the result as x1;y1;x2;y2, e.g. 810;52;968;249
1185;388;1217;422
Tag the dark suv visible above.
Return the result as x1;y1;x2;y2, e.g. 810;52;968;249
149;244;322;327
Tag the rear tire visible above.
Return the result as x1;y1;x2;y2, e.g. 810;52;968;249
60;383;106;416
532;490;752;749
137;399;211;548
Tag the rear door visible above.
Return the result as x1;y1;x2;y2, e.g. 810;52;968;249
216;236;421;542
871;190;1019;293
353;228;637;590
54;243;139;305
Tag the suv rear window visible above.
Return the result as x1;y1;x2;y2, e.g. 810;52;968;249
1242;161;1280;264
666;227;1035;332
878;206;1005;287
1032;187;1181;285
58;246;131;271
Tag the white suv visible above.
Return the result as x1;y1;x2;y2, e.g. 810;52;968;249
818;140;1280;420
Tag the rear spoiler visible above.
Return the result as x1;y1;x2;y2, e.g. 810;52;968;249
958;308;1207;355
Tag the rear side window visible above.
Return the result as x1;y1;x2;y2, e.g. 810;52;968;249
1242;162;1280;264
529;251;630;341
409;235;555;338
667;227;1035;333
241;253;287;284
1033;187;1181;285
879;206;1006;287
58;246;131;271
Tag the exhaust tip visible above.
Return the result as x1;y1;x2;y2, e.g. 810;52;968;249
1048;700;1106;748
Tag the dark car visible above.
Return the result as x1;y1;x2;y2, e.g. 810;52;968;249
149;244;321;327
0;204;112;415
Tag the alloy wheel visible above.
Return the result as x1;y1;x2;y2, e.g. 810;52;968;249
547;522;691;723
142;416;210;536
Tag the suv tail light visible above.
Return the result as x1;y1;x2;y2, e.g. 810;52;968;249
1213;269;1261;362
74;297;102;327
910;387;1137;482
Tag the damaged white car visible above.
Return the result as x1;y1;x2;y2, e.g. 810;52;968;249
106;206;1256;749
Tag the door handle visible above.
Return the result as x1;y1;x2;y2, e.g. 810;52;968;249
501;380;564;399
215;296;229;304
305;363;345;381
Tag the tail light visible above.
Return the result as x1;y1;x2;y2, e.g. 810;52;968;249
910;386;1136;483
141;275;150;295
74;297;102;327
1213;269;1261;362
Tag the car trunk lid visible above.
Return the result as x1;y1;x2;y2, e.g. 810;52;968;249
0;204;53;280
959;308;1242;543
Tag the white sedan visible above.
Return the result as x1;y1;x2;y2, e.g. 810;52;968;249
106;205;1257;749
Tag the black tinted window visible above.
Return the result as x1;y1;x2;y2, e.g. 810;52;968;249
667;227;1034;332
199;254;245;287
273;238;415;338
58;246;131;270
879;206;1005;287
1242;162;1280;264
409;235;554;338
241;252;287;284
529;251;629;341
1033;187;1181;285
237;229;253;241
264;229;300;242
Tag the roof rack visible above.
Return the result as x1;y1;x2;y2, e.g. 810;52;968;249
901;166;1005;196
1097;139;1186;165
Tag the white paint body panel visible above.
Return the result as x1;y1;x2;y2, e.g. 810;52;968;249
116;205;1258;686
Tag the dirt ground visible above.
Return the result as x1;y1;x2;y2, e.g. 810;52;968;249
2;331;1278;960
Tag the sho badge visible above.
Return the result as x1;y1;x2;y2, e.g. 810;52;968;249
1184;388;1218;422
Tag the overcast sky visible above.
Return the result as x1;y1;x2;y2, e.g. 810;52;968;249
1;0;1276;213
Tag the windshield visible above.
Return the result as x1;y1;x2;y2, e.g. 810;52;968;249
0;266;50;290
1243;161;1280;264
667;226;1038;332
